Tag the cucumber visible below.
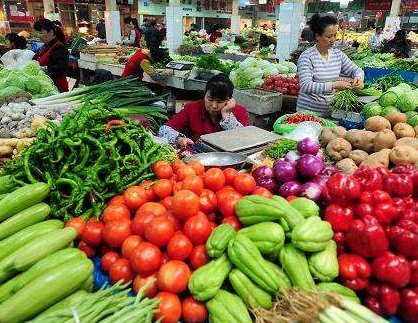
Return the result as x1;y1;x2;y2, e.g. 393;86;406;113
0;176;17;194
0;258;93;323
0;203;50;241
0;248;85;302
0;220;63;262
0;183;49;222
35;290;89;318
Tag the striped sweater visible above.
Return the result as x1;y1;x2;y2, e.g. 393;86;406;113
296;46;364;116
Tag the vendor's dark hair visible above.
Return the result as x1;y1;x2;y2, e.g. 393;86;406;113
131;18;139;28
123;17;132;24
150;48;167;62
395;29;407;40
53;20;62;27
34;19;66;44
205;74;234;101
5;32;26;49
310;15;337;36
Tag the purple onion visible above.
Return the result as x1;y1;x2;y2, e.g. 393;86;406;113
296;154;324;178
252;166;274;180
278;181;301;197
311;175;329;188
319;164;339;177
273;160;297;183
284;151;301;165
316;150;325;163
299;182;323;202
297;138;319;155
256;176;279;193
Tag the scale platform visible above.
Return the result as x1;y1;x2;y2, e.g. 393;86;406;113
166;61;195;70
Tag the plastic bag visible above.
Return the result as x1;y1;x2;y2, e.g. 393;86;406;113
273;111;337;135
1;49;35;70
284;121;324;141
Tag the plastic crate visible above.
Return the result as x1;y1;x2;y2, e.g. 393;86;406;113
234;88;283;116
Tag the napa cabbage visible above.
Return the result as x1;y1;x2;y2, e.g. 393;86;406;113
281;61;297;73
239;57;257;70
276;63;290;74
263;66;279;77
243;66;264;80
249;78;264;88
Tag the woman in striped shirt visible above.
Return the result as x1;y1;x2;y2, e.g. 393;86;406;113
297;15;364;117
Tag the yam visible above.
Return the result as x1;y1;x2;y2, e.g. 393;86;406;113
319;127;347;146
386;112;407;127
345;130;376;153
349;150;369;166
393;123;416;139
360;149;391;168
373;129;397;152
364;116;391;132
394;137;418;151
390;146;418;165
325;138;352;162
336;158;358;175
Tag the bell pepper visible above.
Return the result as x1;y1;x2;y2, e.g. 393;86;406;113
353;166;384;191
333;232;346;254
398;297;418;323
325;173;362;203
392;163;417;175
401;287;418;300
355;203;374;219
388;220;418;259
374;202;400;226
410;260;418;287
346;215;389;258
384;173;414;197
364;282;401;317
338;253;371;291
371;252;411;288
358;191;399;226
324;204;354;233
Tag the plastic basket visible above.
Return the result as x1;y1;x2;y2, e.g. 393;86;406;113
234;88;283;115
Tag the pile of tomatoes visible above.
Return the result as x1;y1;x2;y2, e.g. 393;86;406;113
262;75;300;96
65;159;266;323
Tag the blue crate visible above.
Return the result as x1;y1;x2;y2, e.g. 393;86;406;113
364;67;418;84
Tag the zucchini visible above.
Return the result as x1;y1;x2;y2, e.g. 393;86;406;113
0;258;93;323
0;203;50;241
0;176;17;194
0;183;49;222
35;290;89;318
0;220;63;262
0;248;85;302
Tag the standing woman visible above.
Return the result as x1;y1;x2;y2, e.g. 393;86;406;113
5;33;27;50
33;19;69;93
297;15;364;117
131;18;142;47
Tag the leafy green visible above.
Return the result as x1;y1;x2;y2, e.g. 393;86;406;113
263;139;298;159
396;90;418;112
361;102;382;118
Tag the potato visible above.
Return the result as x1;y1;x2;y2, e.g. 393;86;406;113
360;149;391;168
373;129;397;152
386;112;407;127
336;158;358;175
390;146;418;165
364;116;391;132
345;130;376;153
415;126;418;137
393;123;416;139
349;150;369;165
319;126;347;146
394;137;418;151
326;138;352;162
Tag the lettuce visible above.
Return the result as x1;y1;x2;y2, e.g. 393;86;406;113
396;91;418;112
276;63;290;74
380;106;399;116
379;86;405;107
0;86;22;98
263;66;279;77
281;61;297;73
257;59;271;70
21;61;41;76
239;57;257;70
243;66;264;80
249;78;264;88
397;83;412;92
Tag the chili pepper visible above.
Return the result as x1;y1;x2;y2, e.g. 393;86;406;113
338;253;371;291
326;173;362;203
353;166;384;191
333;232;346;254
346;215;389;258
388;221;418;259
324;204;354;232
364;282;401;317
384;173;414;197
372;252;411;288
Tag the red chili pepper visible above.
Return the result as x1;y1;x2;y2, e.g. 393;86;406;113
105;119;125;133
324;204;354;232
338;253;371;291
354;166;384;192
326;173;362;203
388;221;418;259
384;173;414;197
365;283;401;317
372;252;411;288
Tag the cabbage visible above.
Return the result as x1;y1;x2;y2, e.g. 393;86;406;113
21;61;41;76
249;78;264;88
380;106;399;116
263;66;279;77
282;61;297;73
25;77;41;94
397;83;412;92
379;86;405;107
396;91;418;112
0;86;22;98
239;57;257;70
243;66;264;80
3;74;26;90
408;113;418;127
257;59;271;69
276;64;290;74
361;102;382;118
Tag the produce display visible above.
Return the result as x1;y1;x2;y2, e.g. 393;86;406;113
262;75;300;96
195;54;237;74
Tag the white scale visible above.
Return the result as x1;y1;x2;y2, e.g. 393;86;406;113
165;61;195;70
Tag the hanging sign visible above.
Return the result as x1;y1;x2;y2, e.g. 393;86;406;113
364;0;391;11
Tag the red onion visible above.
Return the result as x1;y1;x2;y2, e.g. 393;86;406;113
278;181;301;197
252;166;274;180
296;154;324;178
316;150;325;163
297;138;319;155
274;160;297;183
311;175;329;188
284;151;301;165
256;176;279;193
299;182;323;201
319;164;339;177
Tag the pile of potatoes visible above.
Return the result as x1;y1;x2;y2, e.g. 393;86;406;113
320;112;418;174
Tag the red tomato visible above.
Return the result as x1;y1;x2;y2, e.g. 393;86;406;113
165;211;182;232
103;220;132;248
65;217;85;239
203;168;225;192
234;174;256;195
209;222;217;232
153;179;173;199
101;204;131;224
217;191;242;218
199;189;217;214
78;241;96;258
187;161;205;175
172;190;199;221
136;202;167;218
182;296;208;323
221;216;242;231
253;186;273;198
157;260;191;293
167;232;193;261
189;245;210;270
133;273;158;297
182;175;204;195
183;213;212;246
176;166;196;181
123;186;148;210
173;181;183;194
108;195;125;205
171;159;186;172
101;251;120;273
223;168;238;186
130;242;162;276
145;217;175;247
82;221;104;246
161;196;174;210
131;211;155;237
139;180;156;201
154;292;182;323
121;235;143;259
153;161;170;171
155;164;174;180
161;252;169;265
109;258;135;284
216;186;238;205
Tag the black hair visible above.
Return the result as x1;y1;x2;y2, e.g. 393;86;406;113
212;24;221;33
259;34;268;41
34;18;66;44
149;48;167;62
53;20;62;27
150;21;156;26
99;18;105;23
6;33;27;49
131;18;139;28
310;15;337;37
395;29;407;40
123;17;132;25
143;18;149;22
205;74;234;101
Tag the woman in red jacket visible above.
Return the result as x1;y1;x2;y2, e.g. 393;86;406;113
158;74;250;148
121;47;167;80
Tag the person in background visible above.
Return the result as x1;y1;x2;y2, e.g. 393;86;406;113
383;29;411;58
144;21;162;49
158;23;166;41
209;25;222;43
297;15;364;117
262;24;268;30
140;18;149;34
121;17;136;46
5;33;27;49
52;20;69;45
121;47;168;80
33;19;69;92
131;18;142;47
190;23;199;32
158;74;250;148
301;14;317;42
96;19;106;40
369;26;383;49
259;33;274;49
243;24;248;29
272;23;276;32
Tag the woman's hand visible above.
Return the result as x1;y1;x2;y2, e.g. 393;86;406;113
352;77;364;89
221;98;236;119
176;137;194;149
332;80;352;91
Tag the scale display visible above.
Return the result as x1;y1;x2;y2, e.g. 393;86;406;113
166;61;195;70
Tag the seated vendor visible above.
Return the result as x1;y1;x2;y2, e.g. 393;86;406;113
158;74;250;148
122;47;168;81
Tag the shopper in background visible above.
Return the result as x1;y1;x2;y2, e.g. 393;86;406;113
33;19;69;92
369;26;384;49
5;33;27;49
140;18;149;34
131;18;142;47
296;15;364;117
121;17;136;46
158;23;166;41
301;14;317;42
144;21;162;49
209;25;222;43
96;19;106;40
259;33;274;49
52;20;69;45
121;47;168;80
383;29;411;58
158;74;250;148
190;23;199;32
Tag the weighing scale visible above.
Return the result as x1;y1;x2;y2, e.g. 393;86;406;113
166;61;195;70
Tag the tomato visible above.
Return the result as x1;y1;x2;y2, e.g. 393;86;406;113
153;179;173;199
155;164;174;180
215;186;238;205
136;202;167;217
217;191;242;218
183;213;212;246
123;186;148;210
165;211;182;232
171;159;186;172
172;190;199;221
234;174;256;195
189;245;210;270
157;260;191;294
223;168;238;186
145;217;175;247
130;242;162;276
209;222;217;232
161;196;174;210
103;220;132;248
253;186;273;198
176;166;196;181
109;258;135;284
131;211;155;237
167;232;193;261
187;160;205;175
133;273;158;297
182;296;208;323
203;168;225;192
82;221;104;246
161;252;169;265
101;204;131;224
154;292;182;323
199;189;217;214
101;251;120;273
182;175;204;195
173;181;183;194
78;241;96;258
153;160;170;172
221;216;242;231
108;195;125;205
121;235;143;259
65;217;85;239
139;180;156;201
